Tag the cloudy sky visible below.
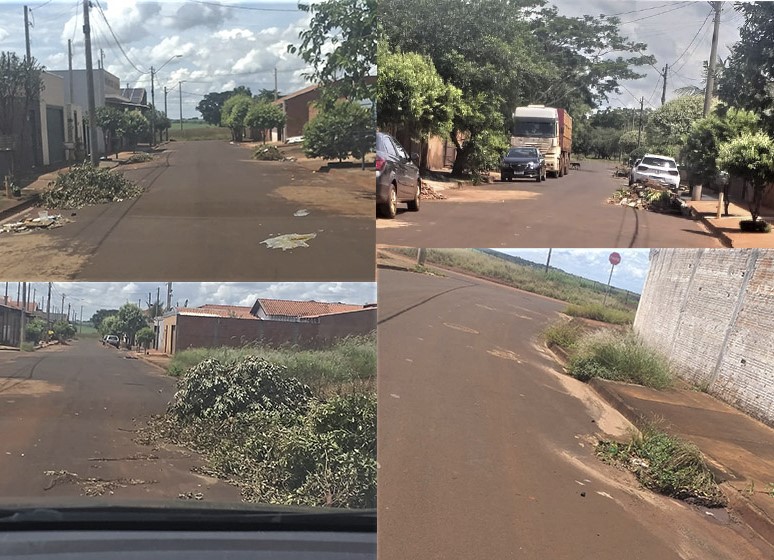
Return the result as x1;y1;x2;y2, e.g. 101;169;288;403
496;248;651;293
0;0;317;118
3;282;376;320
553;0;742;111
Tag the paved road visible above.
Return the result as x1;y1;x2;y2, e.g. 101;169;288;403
377;159;722;248
0;141;374;281
0;340;240;503
377;267;771;560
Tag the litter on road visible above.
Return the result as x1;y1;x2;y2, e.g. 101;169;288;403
294;209;310;217
260;232;317;250
0;211;71;234
607;183;684;213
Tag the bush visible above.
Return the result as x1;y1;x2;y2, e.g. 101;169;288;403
52;321;76;342
20;342;35;352
124;153;153;164
41;164;143;209
253;146;284;161
565;303;634;325
568;330;674;389
542;320;583;349
597;426;726;507
303;101;375;162
25;319;46;344
739;219;771;233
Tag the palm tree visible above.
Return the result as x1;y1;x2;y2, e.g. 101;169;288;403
674;56;727;98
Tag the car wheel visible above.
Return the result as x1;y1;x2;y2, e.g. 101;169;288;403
535;173;541;183
407;180;420;211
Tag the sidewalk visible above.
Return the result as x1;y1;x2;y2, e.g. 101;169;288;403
589;377;774;545
686;193;774;248
130;348;172;373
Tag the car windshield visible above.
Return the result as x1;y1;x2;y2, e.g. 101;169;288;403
642;157;676;168
0;282;376;516
506;148;538;158
512;120;556;138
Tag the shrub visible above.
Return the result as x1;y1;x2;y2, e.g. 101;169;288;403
52;320;76;342
124;152;153;164
568;330;673;389
542;320;583;349
564;303;634;325
253;146;284;161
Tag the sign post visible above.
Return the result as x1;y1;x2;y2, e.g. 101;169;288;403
603;252;621;306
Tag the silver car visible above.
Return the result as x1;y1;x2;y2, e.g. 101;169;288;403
376;132;421;219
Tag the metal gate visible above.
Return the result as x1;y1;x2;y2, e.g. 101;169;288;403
46;106;65;163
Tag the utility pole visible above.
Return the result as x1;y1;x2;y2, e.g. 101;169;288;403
32;287;36;308
274;68;278;101
23;6;31;62
67;39;75;144
704;1;722;117
99;48;105;70
545;248;552;274
83;0;99;166
46;282;51;331
79;306;83;333
3;282;7;306
150;67;156;147
20;282;26;346
166;282;173;311
163;87;169;141
61;293;65;323
156;287;161;315
67;303;71;324
179;81;184;132
637;97;644;147
16;283;20;304
660;64;668;106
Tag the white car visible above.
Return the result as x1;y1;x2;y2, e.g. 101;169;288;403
284;136;304;145
629;154;681;190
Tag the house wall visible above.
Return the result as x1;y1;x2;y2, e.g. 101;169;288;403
167;308;377;353
634;248;774;426
39;73;66;166
282;89;320;138
0;305;23;347
392;131;457;170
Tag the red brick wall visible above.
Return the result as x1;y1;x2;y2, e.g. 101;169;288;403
170;308;376;353
284;90;320;138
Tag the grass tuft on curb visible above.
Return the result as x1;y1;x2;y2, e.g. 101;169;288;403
568;329;674;389
597;426;727;508
565;302;634;325
542;320;584;350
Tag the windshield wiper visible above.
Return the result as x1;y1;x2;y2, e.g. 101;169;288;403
0;504;376;533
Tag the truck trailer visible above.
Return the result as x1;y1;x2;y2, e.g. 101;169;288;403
510;105;572;178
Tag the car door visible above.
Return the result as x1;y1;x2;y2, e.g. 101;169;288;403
388;137;414;198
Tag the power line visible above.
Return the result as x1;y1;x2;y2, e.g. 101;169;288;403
70;0;79;43
670;8;714;68
619;2;693;25
672;19;714;76
93;0;147;74
647;75;662;106
601;1;689;19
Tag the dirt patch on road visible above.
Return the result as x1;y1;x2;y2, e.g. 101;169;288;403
441;188;541;203
270;185;372;216
0;377;63;396
0;234;88;279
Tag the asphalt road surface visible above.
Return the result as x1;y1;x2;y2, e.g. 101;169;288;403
377;267;771;560
0;340;240;503
0;140;374;281
377;159;723;248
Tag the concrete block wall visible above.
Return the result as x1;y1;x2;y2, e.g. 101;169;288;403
635;249;774;426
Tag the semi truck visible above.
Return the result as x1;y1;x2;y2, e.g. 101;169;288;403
510;105;572;178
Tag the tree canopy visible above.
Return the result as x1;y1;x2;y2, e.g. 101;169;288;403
717;131;774;223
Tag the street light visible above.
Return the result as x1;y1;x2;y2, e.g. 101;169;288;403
150;54;182;146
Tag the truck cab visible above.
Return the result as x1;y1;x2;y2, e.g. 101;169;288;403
510;105;572;178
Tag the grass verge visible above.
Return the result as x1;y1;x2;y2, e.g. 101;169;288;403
565;303;634;325
597;426;727;507
20;342;35;352
542;320;584;350
568;329;674;389
168;126;231;142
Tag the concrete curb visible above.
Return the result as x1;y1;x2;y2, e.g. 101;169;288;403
377;263;415;273
0;193;41;222
687;205;734;248
131;352;170;375
587;376;774;548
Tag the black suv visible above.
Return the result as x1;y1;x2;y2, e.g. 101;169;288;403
376;132;421;218
500;147;546;182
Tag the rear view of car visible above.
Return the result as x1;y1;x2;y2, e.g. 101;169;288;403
376;132;421;219
104;335;119;348
630;154;680;190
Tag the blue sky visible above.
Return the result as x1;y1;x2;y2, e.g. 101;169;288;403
0;0;317;118
3;282;377;319
495;248;651;293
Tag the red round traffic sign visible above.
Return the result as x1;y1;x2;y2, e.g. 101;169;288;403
609;252;621;266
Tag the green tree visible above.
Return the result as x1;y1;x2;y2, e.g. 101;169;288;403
114;303;148;348
682;108;759;190
25;319;46;344
150;108;170;144
135;327;155;353
221;94;253;141
377;47;461;168
254;88;280;103
123;110;149;151
303;101;375;168
0;51;44;168
718;2;774;133
52;320;76;342
645;95;705;155
717;131;774;224
99;315;119;337
92;106;126;158
245;101;286;143
91;309;119;331
618;130;640;158
196;87;253;126
289;0;376;103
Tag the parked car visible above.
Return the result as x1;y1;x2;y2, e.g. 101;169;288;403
500;147;546;182
629;154;680;190
104;335;120;348
376;132;421;219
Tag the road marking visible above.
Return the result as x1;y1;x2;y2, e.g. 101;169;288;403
443;323;479;334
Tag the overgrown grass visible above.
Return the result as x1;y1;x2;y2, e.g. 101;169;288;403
565;303;634;325
168;125;231;142
167;334;376;394
568;330;674;389
388;248;639;312
543;320;584;350
596;426;727;507
20;342;35;352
